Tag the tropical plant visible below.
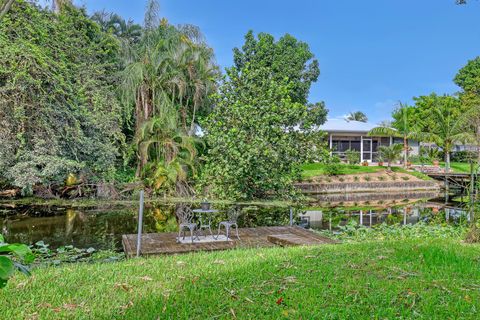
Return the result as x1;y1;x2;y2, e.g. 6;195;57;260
368;102;420;167
378;144;403;170
91;10;142;44
345;111;368;122
422;105;474;172
137;117;201;196
121;0;218;180
425;146;441;163
0;235;34;289
345;149;360;164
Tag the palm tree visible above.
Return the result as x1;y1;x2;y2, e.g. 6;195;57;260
368;102;420;167
137;116;201;196
121;1;217;177
91;11;142;43
51;0;70;14
345;111;368;122
378;144;403;170
424;105;475;173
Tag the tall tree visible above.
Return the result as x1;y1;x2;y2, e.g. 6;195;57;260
0;0;124;193
121;0;218;190
91;11;142;44
202;31;327;200
368;102;419;167
232;30;320;105
423;105;474;172
345;111;368;122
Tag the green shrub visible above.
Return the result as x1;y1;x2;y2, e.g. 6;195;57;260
345;149;360;165
363;176;371;181
452;151;476;162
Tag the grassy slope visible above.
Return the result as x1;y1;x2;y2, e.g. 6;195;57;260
301;163;383;178
301;163;432;180
1;240;480;319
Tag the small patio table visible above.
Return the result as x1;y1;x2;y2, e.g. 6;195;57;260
192;209;219;238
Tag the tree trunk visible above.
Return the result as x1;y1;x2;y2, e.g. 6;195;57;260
0;0;15;22
403;135;408;168
445;151;450;173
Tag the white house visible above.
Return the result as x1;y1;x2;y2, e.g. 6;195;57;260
320;118;420;163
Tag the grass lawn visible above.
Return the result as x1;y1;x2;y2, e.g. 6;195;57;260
301;163;432;180
301;163;383;178
447;162;474;173
414;161;475;174
2;240;480;319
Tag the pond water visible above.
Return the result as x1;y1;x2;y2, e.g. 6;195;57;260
0;195;468;250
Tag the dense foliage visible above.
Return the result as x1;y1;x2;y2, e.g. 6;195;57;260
120;2;218;196
0;1;124;194
202;31;328;200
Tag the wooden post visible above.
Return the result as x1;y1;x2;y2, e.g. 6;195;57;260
289;207;294;226
136;190;145;257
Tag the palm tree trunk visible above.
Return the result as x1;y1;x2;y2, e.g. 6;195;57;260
403;135;408;168
445;150;450;173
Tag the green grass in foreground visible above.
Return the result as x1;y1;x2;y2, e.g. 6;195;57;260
1;240;480;319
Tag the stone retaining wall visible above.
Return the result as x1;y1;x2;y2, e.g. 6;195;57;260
296;180;440;194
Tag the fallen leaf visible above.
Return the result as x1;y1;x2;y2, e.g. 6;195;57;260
283;276;297;283
115;283;133;292
230;308;237;319
465;295;472;303
119;301;134;310
213;259;225;265
304;255;316;259
176;261;185;266
276;297;284;305
63;303;79;310
244;297;254;303
139;276;153;281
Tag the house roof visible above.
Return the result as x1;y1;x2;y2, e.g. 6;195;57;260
320;118;377;133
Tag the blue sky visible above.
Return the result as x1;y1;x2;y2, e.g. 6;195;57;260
73;0;480;123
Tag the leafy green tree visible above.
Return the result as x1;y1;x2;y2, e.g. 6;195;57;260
232;30;320;105
411;94;467;132
345;111;368;122
378;144;403;170
0;0;124;193
202;64;327;200
423;105;475;172
368;102;420;167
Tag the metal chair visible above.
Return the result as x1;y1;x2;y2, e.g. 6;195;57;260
217;207;241;240
176;205;198;243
